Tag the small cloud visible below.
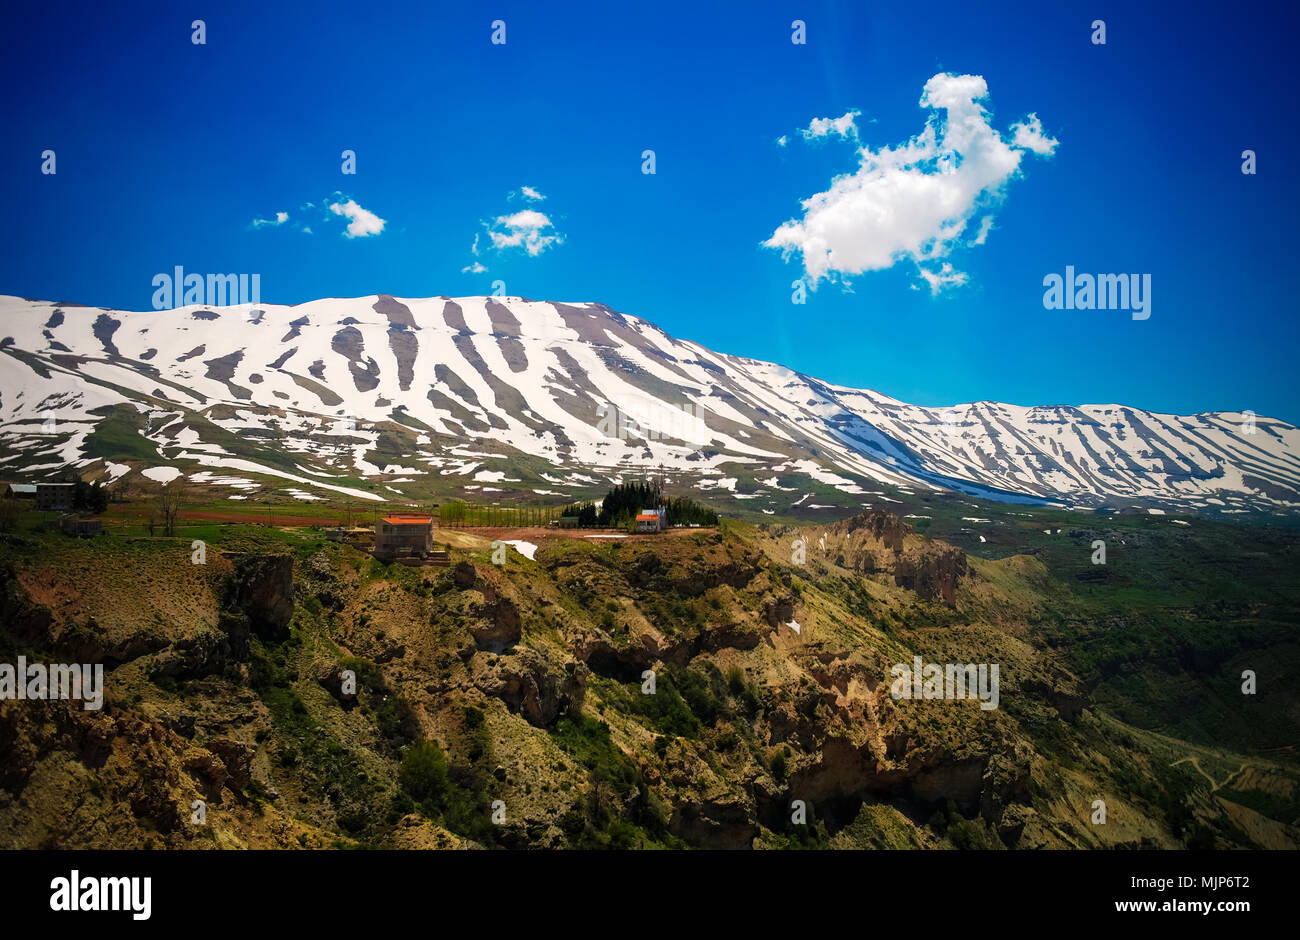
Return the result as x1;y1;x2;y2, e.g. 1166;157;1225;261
776;135;789;147
801;110;860;142
917;262;968;295
485;208;563;256
328;198;386;238
251;211;289;228
968;215;995;247
466;190;565;269
1009;114;1059;156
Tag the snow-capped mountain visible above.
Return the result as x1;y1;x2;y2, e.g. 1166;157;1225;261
1;293;1297;515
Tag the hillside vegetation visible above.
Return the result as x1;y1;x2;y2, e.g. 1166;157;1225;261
1;508;1296;849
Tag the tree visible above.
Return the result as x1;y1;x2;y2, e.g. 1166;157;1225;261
73;480;109;514
0;499;20;532
440;499;466;527
561;500;599;527
664;496;718;527
157;485;186;537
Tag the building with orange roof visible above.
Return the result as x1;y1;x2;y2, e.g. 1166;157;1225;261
374;513;434;558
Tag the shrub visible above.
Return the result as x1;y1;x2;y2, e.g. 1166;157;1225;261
399;740;450;805
770;750;788;781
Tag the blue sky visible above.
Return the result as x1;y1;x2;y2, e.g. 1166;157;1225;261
2;0;1297;421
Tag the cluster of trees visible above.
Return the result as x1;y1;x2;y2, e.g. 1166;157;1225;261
73;480;109;514
561;501;600;527
435;480;719;532
437;500;564;528
663;496;718;527
559;481;718;530
594;480;662;527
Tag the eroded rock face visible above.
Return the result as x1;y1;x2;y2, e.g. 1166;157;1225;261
891;547;968;606
470;596;522;652
687;621;762;655
150;627;234;680
221;553;294;642
0;495;1173;852
317;665;356;705
453;562;477;589
668;559;762;597
303;550;345;610
843;509;908;552
470;649;587;727
0;561;51;650
828;510;971;606
910;760;985;808
763;597;795;628
670;795;757;849
788;736;999;819
183;748;228;799
577;633;657;681
206;738;254;791
149;554;294;679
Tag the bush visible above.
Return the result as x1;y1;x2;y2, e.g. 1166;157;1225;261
399;741;450;805
770;750;788;781
629;675;700;738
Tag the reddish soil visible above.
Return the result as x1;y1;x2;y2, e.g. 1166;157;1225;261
105;507;349;526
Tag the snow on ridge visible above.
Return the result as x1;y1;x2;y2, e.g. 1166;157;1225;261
2;294;1297;514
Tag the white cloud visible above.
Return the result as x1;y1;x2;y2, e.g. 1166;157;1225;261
1009;113;1059;156
917;262;968;294
765;73;1058;292
467;190;565;268
776;135;789;147
969;214;995;246
485;208;563;256
251;211;289;228
802;110;860;141
328;198;386;238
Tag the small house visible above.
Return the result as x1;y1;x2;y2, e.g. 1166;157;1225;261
635;507;666;533
374;513;434;557
3;484;37;500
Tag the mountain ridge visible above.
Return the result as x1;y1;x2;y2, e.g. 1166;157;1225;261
1;292;1297;516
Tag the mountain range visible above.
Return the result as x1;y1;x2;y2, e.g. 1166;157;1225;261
2;293;1297;516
